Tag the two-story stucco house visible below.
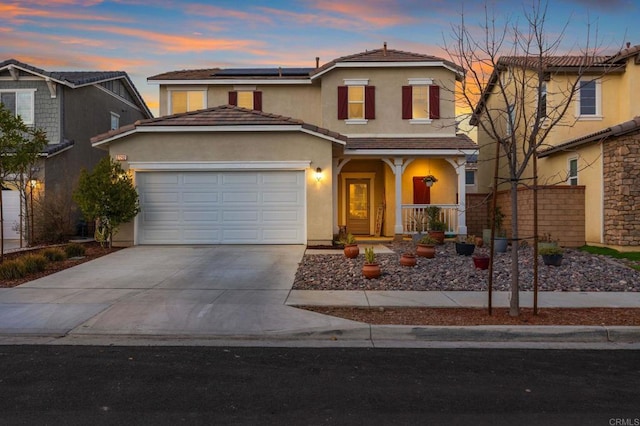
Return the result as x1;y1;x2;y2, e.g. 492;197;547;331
91;44;477;247
473;44;640;250
0;59;152;240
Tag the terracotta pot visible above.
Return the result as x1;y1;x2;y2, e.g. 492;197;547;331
362;263;381;279
416;244;435;258
428;230;445;244
472;255;490;270
343;244;359;259
399;253;417;267
475;236;484;248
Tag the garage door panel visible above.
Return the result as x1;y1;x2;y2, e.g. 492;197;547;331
137;171;305;244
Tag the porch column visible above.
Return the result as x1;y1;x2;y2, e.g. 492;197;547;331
456;160;468;236
393;158;404;234
332;158;340;234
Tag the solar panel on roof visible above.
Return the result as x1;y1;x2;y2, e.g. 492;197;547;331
212;68;313;77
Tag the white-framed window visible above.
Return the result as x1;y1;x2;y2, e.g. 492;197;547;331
568;157;578;185
110;112;120;131
168;89;206;114
411;85;429;119
348;85;364;119
465;170;476;186
338;79;374;123
236;91;254;110
0;89;35;125
576;79;601;119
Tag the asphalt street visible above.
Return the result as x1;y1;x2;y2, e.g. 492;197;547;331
0;346;638;425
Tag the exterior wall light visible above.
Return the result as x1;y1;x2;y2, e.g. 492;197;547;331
315;167;323;182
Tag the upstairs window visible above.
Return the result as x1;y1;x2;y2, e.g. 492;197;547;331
228;90;262;111
110;112;120;130
568;158;578;185
169;90;205;114
0;90;35;125
402;79;439;122
539;81;547;119
577;79;601;118
338;80;375;122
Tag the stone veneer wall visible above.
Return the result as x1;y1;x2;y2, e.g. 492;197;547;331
603;133;640;247
492;186;585;248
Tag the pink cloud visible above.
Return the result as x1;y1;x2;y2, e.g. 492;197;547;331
309;0;418;27
183;3;272;25
0;3;129;24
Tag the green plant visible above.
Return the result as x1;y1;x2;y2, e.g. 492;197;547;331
493;206;506;237
459;235;476;244
429;220;446;231
411;211;428;233
20;254;48;274
339;233;356;245
425;206;441;223
539;246;563;256
418;235;438;245
364;247;376;264
41;248;67;262
0;260;26;280
65;243;86;258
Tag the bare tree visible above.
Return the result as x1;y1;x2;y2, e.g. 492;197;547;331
443;0;616;316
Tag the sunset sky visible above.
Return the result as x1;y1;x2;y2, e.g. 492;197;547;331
2;0;638;116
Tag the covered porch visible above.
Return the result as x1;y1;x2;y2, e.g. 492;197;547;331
332;155;475;238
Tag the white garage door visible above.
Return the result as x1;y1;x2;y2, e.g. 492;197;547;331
137;171;306;244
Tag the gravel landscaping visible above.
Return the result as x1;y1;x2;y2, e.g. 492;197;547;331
293;241;640;292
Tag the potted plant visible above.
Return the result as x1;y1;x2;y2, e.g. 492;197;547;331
493;206;508;253
538;233;558;251
416;235;437;258
340;233;359;259
399;252;417;267
422;175;438;187
472;251;490;270
362;247;381;279
540;245;564;266
411;211;427;243
455;235;476;256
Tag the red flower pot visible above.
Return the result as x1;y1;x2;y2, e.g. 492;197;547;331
343;244;359;259
472;255;490;270
416;244;435;258
400;253;417;267
362;263;381;279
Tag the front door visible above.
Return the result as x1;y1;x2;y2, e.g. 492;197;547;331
346;179;370;235
413;176;431;204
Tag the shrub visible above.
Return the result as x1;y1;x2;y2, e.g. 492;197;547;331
0;260;26;280
65;243;86;258
41;248;67;262
20;254;48;274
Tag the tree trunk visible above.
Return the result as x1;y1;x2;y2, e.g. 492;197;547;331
509;180;520;316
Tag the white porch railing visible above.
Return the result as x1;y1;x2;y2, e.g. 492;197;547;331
402;204;459;234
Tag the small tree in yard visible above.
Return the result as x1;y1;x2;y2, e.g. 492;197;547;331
444;0;615;316
73;157;140;248
0;105;47;260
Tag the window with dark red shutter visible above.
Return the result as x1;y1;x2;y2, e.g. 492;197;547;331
402;86;413;119
228;91;237;106
364;86;375;119
429;85;440;119
337;86;348;119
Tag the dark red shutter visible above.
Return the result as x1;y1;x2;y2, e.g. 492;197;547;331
429;85;440;119
228;91;237;106
402;86;412;119
364;86;375;119
337;86;348;119
253;91;262;111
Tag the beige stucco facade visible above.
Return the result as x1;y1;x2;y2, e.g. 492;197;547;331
103;131;335;246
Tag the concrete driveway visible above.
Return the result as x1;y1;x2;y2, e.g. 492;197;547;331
0;245;365;342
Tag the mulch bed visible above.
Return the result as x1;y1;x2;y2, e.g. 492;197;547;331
0;242;121;288
302;306;640;326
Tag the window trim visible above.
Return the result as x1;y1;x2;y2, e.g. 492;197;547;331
576;79;602;120
0;89;36;125
404;78;438;123
465;170;476;186
167;88;207;114
341;79;372;123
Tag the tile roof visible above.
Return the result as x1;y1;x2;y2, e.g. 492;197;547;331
91;105;347;145
346;135;477;151
497;55;610;69
538;116;640;157
42;139;75;157
0;59;127;86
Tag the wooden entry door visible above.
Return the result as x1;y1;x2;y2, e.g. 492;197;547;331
346;179;370;235
413;176;431;204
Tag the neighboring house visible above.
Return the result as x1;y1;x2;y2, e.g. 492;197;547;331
473;44;640;249
0;59;152;240
92;44;476;246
